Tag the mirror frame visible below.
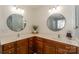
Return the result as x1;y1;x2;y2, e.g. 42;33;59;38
47;13;66;31
7;14;26;32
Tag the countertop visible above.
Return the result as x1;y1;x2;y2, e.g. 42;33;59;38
0;33;79;47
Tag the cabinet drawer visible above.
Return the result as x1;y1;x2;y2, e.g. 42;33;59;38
3;42;15;51
16;39;28;47
3;48;15;54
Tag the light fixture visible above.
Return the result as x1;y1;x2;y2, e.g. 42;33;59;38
56;6;62;11
11;6;24;15
48;6;62;14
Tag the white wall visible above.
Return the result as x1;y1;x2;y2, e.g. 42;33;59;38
0;5;33;44
0;5;76;44
32;5;75;40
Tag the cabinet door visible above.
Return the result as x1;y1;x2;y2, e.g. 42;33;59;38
57;48;68;54
68;46;77;54
17;47;28;54
44;45;56;54
56;43;77;54
16;39;28;54
2;42;15;54
3;42;15;51
36;45;43;54
3;48;15;54
77;47;79;54
35;37;43;54
16;39;28;47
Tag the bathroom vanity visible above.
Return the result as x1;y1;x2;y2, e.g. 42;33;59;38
0;5;79;54
1;36;79;54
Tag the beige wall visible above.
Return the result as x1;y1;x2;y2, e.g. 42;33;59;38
0;5;77;45
0;5;33;44
31;5;75;39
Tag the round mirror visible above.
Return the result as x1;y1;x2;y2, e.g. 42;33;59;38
47;13;66;31
7;14;26;32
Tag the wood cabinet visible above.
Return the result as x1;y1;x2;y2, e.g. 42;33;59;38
16;47;28;54
1;36;78;54
43;39;56;54
68;46;77;54
35;37;43;54
3;48;15;54
44;45;56;54
56;42;77;54
77;47;79;53
16;38;28;54
2;42;15;54
56;42;70;54
43;38;77;54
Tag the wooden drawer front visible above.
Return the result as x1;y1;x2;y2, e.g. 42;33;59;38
16;39;28;47
17;47;28;54
44;45;56;54
57;48;68;54
3;42;15;51
3;48;15;54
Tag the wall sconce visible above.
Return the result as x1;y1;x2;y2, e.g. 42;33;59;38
11;6;24;15
48;6;62;14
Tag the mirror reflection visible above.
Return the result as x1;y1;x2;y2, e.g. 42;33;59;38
7;14;26;32
47;13;66;31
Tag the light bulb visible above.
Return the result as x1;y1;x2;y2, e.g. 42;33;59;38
11;6;24;15
21;9;24;14
11;6;16;12
56;6;62;12
48;9;52;13
48;6;63;14
48;8;56;14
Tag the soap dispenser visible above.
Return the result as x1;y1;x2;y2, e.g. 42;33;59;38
66;31;72;40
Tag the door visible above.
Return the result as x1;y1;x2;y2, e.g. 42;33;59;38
44;45;56;54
